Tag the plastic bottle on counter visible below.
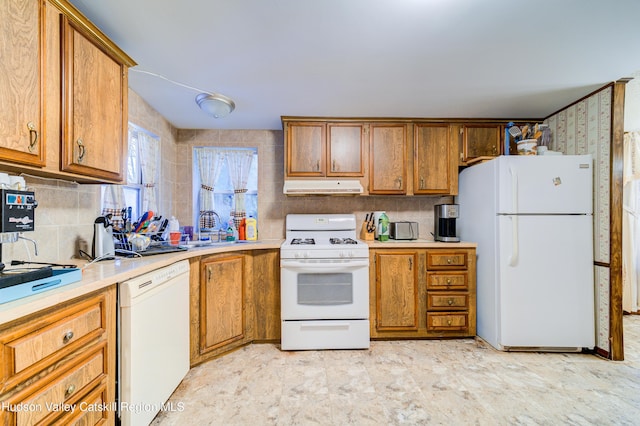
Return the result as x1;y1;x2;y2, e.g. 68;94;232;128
226;221;235;241
377;212;390;241
245;217;257;241
239;218;246;240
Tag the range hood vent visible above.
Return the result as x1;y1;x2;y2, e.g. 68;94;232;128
283;179;364;195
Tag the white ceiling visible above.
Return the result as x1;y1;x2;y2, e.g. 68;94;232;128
68;0;640;131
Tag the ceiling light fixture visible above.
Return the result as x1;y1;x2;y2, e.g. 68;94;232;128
195;93;235;118
130;69;236;119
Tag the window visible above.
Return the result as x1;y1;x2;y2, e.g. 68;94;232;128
125;124;160;220
192;147;258;230
101;123;159;226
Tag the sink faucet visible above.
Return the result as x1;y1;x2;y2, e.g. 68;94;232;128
198;210;222;242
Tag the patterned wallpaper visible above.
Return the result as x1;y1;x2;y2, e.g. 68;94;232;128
544;85;612;353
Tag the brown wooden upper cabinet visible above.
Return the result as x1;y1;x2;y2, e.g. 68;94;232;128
285;121;365;177
60;15;129;182
369;123;407;194
460;123;503;164
413;123;457;195
0;0;46;167
327;123;365;176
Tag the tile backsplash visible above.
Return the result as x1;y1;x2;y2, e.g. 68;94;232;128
0;89;451;263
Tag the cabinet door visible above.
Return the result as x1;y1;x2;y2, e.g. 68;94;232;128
374;251;419;331
61;16;127;182
0;0;45;167
286;122;325;176
369;123;407;194
461;124;502;162
327;123;365;176
200;255;245;353
414;123;456;195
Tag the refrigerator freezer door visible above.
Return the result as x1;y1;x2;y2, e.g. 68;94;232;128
497;155;593;214
497;214;595;349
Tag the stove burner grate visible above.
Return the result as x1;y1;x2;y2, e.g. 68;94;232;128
291;238;315;245
329;237;358;245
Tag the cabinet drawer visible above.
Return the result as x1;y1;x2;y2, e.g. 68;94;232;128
426;312;468;331
61;382;110;426
5;345;106;426
0;293;107;390
427;293;468;310
426;271;468;290
426;251;467;269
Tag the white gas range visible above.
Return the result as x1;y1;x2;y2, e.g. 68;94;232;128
280;214;370;350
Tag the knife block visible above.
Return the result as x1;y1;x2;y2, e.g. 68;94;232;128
360;223;374;241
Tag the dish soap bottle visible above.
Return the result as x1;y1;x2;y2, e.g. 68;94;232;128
226;221;235;242
377;212;389;241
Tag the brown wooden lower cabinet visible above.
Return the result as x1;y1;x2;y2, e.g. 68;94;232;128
199;253;246;354
370;247;476;339
190;249;281;366
0;286;116;425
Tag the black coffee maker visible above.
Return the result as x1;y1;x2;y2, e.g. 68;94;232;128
434;204;460;242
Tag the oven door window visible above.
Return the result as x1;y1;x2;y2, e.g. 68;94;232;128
298;273;353;305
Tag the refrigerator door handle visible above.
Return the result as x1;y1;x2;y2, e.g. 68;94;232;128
509;216;519;267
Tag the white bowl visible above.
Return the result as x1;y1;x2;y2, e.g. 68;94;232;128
517;139;537;155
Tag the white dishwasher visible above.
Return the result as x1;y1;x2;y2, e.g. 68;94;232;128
118;260;190;426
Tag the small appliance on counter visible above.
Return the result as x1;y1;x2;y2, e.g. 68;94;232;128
92;215;116;260
389;221;419;240
434;204;460;242
0;187;82;304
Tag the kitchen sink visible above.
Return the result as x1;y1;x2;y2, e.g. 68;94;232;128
183;240;236;248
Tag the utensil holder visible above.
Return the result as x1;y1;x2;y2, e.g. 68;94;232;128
360;223;375;240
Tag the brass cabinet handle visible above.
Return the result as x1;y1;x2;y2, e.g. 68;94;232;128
420;177;425;189
332;160;336;172
62;331;74;344
27;122;38;152
408;258;412;271
77;139;86;163
397;177;402;189
65;384;76;397
448;298;453;306
316;160;320;171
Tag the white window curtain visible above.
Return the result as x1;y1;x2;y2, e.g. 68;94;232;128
139;132;159;213
195;148;225;229
225;149;255;228
126;125;140;185
623;131;640;313
101;185;125;229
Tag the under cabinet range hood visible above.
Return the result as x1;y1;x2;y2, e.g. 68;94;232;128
283;180;364;195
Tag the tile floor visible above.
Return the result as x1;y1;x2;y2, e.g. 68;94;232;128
152;316;640;425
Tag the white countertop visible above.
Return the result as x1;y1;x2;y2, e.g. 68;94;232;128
366;239;477;248
0;239;282;325
1;238;476;325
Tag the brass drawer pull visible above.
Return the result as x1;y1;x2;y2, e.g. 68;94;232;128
446;278;452;284
447;319;452;326
62;331;74;344
448;298;453;306
65;384;76;397
447;258;452;264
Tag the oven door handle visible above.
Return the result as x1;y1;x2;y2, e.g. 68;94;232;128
280;259;369;272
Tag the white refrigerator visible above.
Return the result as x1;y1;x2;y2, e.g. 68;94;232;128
457;155;595;351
